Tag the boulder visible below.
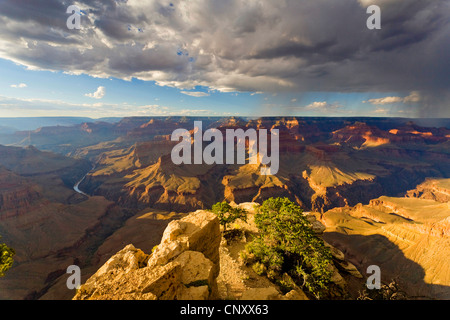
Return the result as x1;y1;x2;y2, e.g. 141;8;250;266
148;210;221;277
304;213;326;234
235;202;260;214
311;220;326;234
174;251;215;288
148;240;187;266
94;244;149;277
324;241;346;261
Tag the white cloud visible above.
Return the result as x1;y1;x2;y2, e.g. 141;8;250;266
180;91;210;97
85;86;106;99
10;83;27;88
305;101;328;109
374;108;388;113
364;91;422;105
178;109;214;116
365;96;403;105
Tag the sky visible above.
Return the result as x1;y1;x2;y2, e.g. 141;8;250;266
0;0;448;119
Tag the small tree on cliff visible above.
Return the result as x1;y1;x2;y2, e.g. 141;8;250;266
246;197;333;299
0;236;15;277
211;201;247;232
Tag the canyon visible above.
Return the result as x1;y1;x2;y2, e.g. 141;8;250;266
0;116;448;300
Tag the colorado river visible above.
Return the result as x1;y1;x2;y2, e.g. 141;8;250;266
73;166;95;196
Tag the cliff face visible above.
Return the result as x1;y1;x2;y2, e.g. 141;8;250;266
0;167;42;220
332;122;450;147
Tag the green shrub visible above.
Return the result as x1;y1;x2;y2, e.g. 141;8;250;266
0;237;15;277
239;247;256;266
211;201;247;232
252;262;266;275
247;197;333;299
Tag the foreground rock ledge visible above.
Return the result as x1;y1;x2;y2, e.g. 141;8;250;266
73;210;221;300
73;206;360;300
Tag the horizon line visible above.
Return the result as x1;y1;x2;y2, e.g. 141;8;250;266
0;116;449;120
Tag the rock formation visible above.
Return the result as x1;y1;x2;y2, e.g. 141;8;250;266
74;210;221;300
406;178;450;203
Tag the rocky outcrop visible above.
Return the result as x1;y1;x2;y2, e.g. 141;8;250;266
406;178;450;203
148;209;221;274
74;209;221;300
78;194;397;301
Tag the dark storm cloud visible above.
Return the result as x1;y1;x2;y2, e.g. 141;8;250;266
0;0;448;115
0;0;67;27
